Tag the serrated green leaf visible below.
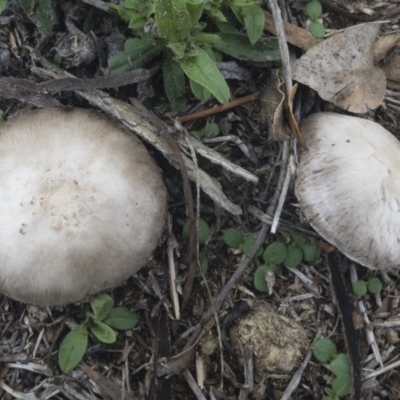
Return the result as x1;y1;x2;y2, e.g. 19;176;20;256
19;0;53;35
90;320;117;344
214;33;280;62
90;294;114;321
103;307;140;330
155;0;191;42
58;323;88;373
179;48;230;103
164;51;186;111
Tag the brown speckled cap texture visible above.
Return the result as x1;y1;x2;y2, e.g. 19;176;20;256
0;108;167;306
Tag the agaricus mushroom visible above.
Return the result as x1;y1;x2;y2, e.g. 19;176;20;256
295;112;400;270
0;108;167;306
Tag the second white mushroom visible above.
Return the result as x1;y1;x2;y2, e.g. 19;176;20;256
295;112;400;270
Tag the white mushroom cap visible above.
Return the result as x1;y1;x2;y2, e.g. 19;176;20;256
295;112;400;270
0;108;167;306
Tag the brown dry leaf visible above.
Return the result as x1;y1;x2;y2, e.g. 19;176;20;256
382;51;400;88
292;23;386;114
258;69;290;141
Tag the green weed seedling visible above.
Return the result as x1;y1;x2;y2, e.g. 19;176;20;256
107;0;280;109
305;0;325;38
223;228;263;257
254;232;321;292
58;294;139;373
313;338;352;399
353;277;383;297
182;218;210;245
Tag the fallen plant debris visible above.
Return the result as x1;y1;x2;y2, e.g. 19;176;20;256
292;23;386;113
1;0;400;399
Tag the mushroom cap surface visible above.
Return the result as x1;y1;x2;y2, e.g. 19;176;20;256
0;108;167;306
295;112;400;270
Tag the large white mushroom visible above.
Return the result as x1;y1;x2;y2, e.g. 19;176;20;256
0;108;167;306
295;112;400;270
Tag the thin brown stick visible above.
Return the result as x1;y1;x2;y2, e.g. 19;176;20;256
178;92;259;123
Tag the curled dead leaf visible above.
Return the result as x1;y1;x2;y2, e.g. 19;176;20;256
292;23;386;114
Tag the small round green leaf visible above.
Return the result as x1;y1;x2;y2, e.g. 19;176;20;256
195;257;209;277
103;307;139;330
283;244;303;268
308;21;325;38
353;280;367;297
313;338;337;362
90;294;114;321
241;237;263;257
263;242;287;264
332;373;352;397
90;320;117;344
330;353;351;377
305;0;323;21
254;264;275;292
182;218;210;244
367;277;383;294
302;243;321;262
223;228;244;248
58;323;88;373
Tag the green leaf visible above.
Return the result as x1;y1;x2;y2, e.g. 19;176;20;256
305;0;323;21
191;122;220;139
332;373;352;397
367;277;383;294
90;294;114;321
308;21;325;38
195;257;209;277
182;218;211;244
223;228;244;249
0;0;7;15
103;307;140;330
292;232;307;247
330;353;351;378
90;320;117;344
19;0;53;35
58;323;88;373
109;38;161;73
168;42;187;59
302;243;321;262
190;79;211;101
254;264;275;292
240;237;263;257
214;33;280;62
353;280;367;297
128;15;148;30
240;5;265;45
179;48;230;103
224;0;258;5
283;244;303;268
163;51;186;111
263;242;287;264
155;0;191;42
313;338;337;363
204;3;227;22
186;0;204;24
